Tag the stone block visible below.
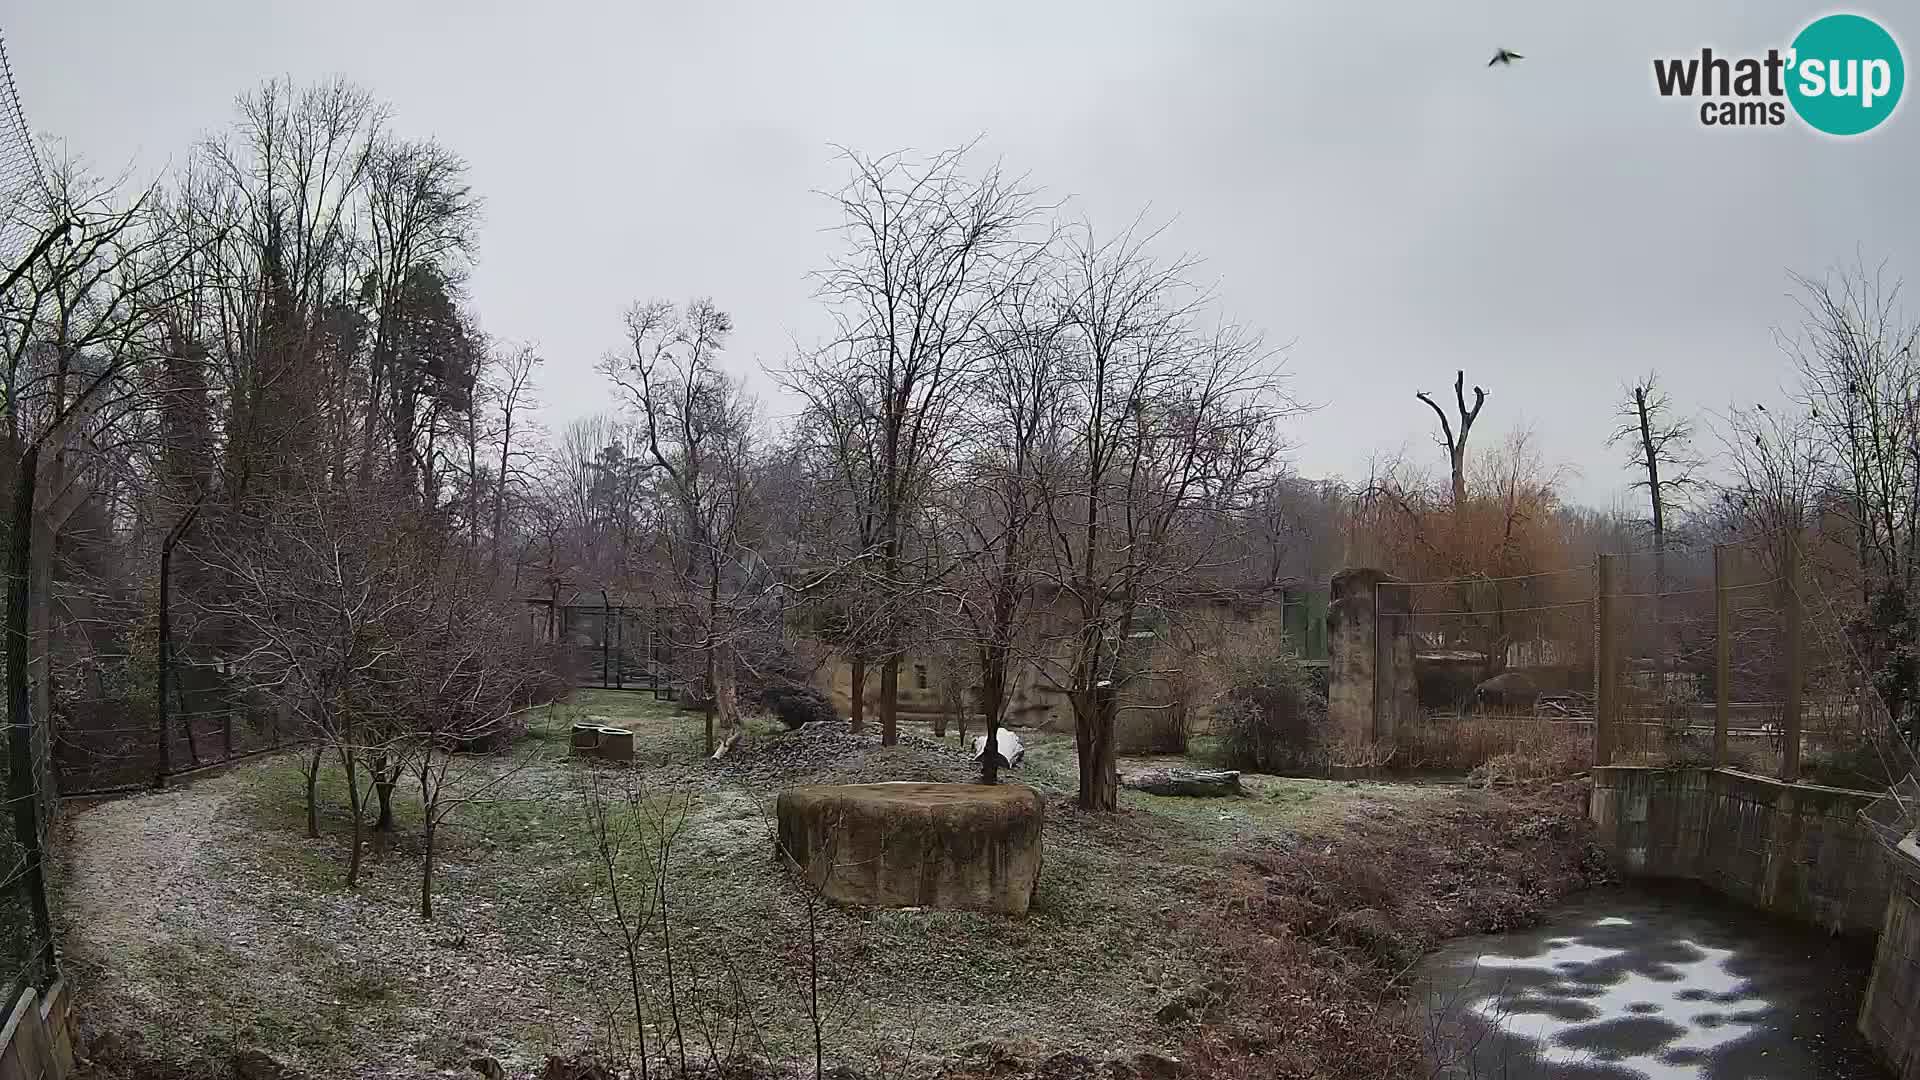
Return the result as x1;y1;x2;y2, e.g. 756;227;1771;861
775;782;1044;916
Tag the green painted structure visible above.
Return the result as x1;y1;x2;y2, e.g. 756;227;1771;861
1280;586;1329;664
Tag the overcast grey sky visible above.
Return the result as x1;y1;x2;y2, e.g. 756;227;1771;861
8;1;1915;507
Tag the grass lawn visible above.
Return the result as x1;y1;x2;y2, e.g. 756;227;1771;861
57;694;1519;1079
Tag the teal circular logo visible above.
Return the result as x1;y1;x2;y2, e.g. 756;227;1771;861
1787;14;1904;135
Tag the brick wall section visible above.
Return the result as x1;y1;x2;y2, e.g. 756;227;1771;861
0;981;74;1080
1588;765;1891;934
1860;840;1920;1080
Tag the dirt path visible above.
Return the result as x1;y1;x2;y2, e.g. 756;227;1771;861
59;773;246;1030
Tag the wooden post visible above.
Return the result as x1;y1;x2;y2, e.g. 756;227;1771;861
1596;553;1616;767
1713;544;1730;769
1782;532;1803;782
600;589;612;691
613;605;625;691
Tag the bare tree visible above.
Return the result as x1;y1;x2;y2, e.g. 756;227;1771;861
786;367;884;732
413;604;543;919
934;282;1069;782
1712;405;1820;572
0;149;210;822
1778;260;1920;737
199;489;433;887
599;298;762;756
1609;373;1700;692
200;77;384;503
797;145;1048;747
1417;370;1488;509
1610;373;1700;560
486;342;542;581
1036;222;1292;809
360;136;477;498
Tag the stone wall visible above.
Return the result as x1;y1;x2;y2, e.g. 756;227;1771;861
1861;838;1920;1079
0;981;75;1080
1588;765;1891;934
1326;569;1415;749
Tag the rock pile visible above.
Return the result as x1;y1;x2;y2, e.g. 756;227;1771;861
706;720;976;786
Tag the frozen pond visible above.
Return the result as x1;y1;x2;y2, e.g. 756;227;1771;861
1420;884;1887;1078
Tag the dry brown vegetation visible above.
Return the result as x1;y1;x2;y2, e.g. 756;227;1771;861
1176;784;1611;1079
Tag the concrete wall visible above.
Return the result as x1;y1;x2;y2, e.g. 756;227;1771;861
1861;838;1920;1079
1326;569;1415;750
1588;765;1891;934
820;595;1303;738
0;981;74;1080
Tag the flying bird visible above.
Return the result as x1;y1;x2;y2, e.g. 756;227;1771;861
1488;48;1524;66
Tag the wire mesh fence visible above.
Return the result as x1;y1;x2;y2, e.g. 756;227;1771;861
1392;530;1920;794
1395;565;1596;771
552;602;677;697
0;25;59;1012
0;29;43;269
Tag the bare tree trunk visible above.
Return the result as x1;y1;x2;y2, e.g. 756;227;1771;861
979;656;1004;785
373;752;396;832
304;744;323;839
849;654;866;732
183;712;202;768
28;517;50;771
157;534;177;788
343;743;367;888
422;816;436;919
1077;687;1119;811
490;416;511;582
419;743;436;920
703;648;716;758
6;446;56;967
879;656;899;746
1633;386;1669;703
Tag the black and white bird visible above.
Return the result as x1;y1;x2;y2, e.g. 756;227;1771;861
1488;48;1524;66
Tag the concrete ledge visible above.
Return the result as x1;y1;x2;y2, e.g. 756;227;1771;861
1861;839;1920;1079
1589;765;1890;935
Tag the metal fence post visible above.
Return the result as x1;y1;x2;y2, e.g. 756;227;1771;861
1782;532;1803;782
1596;553;1615;767
1714;543;1730;768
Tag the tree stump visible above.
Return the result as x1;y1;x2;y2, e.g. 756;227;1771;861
775;782;1044;915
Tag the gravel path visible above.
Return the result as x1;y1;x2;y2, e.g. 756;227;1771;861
56;762;597;1079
